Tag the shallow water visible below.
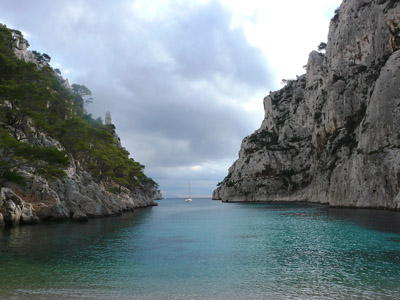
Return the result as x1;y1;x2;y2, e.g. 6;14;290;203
1;199;400;299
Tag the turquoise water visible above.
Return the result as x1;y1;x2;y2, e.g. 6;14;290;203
1;199;400;299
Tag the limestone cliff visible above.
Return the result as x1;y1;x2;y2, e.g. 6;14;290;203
213;0;400;210
0;25;161;226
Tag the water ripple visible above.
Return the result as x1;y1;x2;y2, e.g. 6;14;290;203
1;199;400;299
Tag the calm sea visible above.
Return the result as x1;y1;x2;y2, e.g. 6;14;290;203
1;198;400;299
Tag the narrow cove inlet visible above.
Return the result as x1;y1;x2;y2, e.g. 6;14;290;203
2;0;400;299
1;198;400;299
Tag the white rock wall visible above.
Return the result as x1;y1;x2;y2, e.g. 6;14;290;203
214;0;400;210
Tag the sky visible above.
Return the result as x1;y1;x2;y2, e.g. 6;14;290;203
1;0;341;197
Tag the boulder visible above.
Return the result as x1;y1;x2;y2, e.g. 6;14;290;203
0;188;40;225
0;194;22;226
72;211;89;222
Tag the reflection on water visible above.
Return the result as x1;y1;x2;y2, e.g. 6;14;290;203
1;199;400;299
327;207;400;234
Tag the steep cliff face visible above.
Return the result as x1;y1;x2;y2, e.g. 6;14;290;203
0;25;161;226
214;0;400;210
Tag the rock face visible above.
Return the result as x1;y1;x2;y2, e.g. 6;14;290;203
213;0;400;210
9;27;49;69
5;154;159;223
0;188;40;226
2;113;159;224
153;189;163;200
2;121;160;224
0;25;161;226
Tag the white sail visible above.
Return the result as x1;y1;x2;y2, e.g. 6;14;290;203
185;181;192;202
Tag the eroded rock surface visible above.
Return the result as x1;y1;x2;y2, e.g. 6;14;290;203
0;188;39;226
4;152;159;223
214;0;400;210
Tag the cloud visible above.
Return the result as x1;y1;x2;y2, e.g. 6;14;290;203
0;0;274;196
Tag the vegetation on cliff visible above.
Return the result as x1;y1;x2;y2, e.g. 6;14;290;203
0;25;157;193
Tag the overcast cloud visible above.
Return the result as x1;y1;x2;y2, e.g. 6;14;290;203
1;0;340;197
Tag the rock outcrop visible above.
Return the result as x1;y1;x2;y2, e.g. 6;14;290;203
4;154;158;224
213;0;400;210
153;189;163;200
0;24;161;227
8;26;50;69
1;119;159;226
0;188;40;226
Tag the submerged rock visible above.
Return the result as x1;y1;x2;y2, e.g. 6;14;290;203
214;0;400;210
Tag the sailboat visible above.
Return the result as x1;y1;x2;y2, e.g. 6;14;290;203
185;181;192;202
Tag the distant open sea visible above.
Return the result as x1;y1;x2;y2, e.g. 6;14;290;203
1;198;400;299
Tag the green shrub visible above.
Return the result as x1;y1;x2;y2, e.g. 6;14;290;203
0;26;157;191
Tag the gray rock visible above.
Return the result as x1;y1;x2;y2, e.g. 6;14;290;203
2;200;21;225
0;213;4;227
0;188;40;225
3;148;157;226
153;189;163;200
1;122;157;226
72;211;89;222
214;0;400;210
20;202;40;224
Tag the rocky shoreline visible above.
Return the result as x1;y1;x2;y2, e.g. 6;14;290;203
0;138;161;227
0;148;161;227
0;25;162;227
